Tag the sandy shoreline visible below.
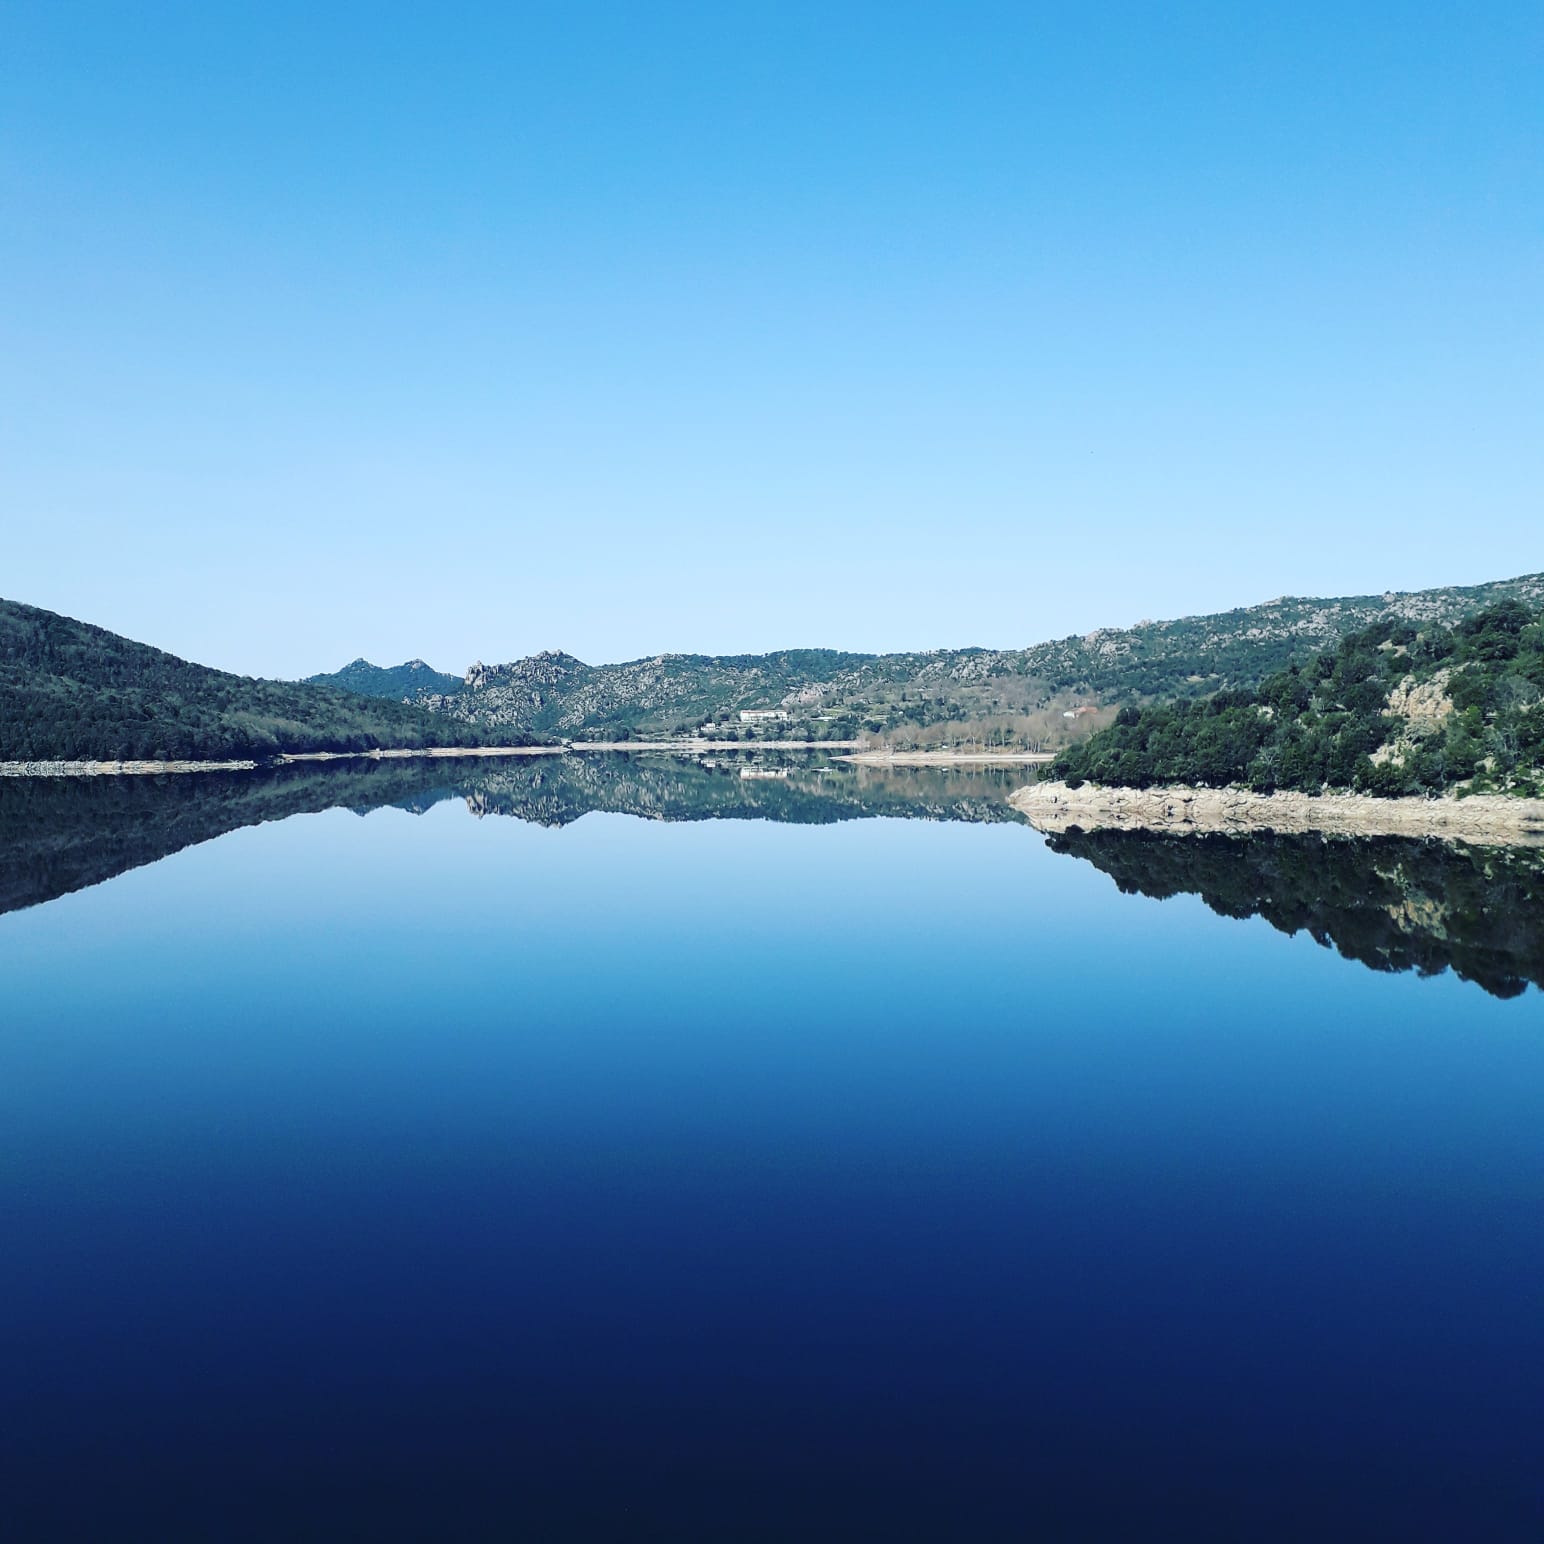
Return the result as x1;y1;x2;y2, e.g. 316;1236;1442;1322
1010;780;1544;845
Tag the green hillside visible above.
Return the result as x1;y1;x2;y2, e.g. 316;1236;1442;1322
1050;601;1544;798
0;599;518;762
423;572;1544;744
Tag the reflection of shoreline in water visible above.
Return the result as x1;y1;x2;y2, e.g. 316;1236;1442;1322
0;754;1026;920
1044;827;1544;999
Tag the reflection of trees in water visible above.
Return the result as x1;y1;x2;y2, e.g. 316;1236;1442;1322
0;754;1026;919
0;761;445;920
12;760;1541;998
1044;828;1544;999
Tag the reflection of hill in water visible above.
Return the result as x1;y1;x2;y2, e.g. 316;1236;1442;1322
0;753;1024;919
1045;828;1544;999
453;755;1025;828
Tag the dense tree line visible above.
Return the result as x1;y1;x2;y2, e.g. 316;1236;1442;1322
0;599;524;761
1050;602;1544;798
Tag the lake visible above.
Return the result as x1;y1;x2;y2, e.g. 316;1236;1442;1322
3;754;1541;1541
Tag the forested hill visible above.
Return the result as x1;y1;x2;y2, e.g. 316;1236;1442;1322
1049;601;1544;798
304;657;463;701
0;599;517;762
417;572;1544;743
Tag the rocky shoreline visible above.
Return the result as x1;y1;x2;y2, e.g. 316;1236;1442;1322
1010;780;1544;845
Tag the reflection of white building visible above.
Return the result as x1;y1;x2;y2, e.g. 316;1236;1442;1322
739;709;789;723
740;766;790;780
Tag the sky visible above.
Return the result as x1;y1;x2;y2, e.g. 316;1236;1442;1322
3;2;1540;679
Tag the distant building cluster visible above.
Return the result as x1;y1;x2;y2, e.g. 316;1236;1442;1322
739;709;790;723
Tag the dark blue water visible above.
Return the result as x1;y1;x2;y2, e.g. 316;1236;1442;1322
2;771;1541;1540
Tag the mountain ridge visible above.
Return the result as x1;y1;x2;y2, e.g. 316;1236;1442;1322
8;571;1543;764
304;657;464;701
409;572;1544;742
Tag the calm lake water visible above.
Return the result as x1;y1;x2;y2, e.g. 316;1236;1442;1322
3;755;1541;1541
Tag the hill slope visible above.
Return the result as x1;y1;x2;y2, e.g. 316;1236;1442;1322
0;600;517;762
1049;600;1544;798
304;658;463;701
422;572;1544;742
428;648;907;739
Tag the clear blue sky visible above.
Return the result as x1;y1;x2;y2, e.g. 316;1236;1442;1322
4;2;1540;678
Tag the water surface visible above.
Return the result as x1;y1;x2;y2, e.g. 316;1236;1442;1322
2;756;1540;1540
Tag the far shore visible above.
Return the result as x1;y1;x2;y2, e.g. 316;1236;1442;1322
840;750;1055;767
1011;779;1544;846
0;741;1069;778
0;740;865;778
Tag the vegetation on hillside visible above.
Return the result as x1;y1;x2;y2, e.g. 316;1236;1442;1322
1049;602;1544;797
0;600;518;762
9;572;1544;761
421;573;1544;743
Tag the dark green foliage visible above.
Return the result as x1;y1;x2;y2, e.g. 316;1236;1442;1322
0;599;525;761
1050;603;1544;797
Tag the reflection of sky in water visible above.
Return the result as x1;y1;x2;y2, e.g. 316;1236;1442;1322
3;802;1542;1539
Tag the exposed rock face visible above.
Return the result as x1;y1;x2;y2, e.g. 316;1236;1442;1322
1385;668;1455;731
1374;669;1456;768
427;650;909;736
1011;780;1544;845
